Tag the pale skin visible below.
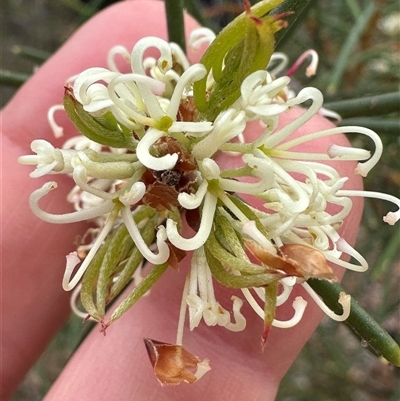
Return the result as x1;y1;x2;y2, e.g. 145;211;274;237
1;1;364;400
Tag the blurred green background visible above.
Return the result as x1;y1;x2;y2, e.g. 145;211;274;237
2;0;399;400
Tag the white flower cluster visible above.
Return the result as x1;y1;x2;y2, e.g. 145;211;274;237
19;28;400;340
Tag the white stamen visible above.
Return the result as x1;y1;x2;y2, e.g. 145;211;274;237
327;144;371;160
130;37;172;120
176;276;189;345
336;238;368;272
63;207;119;290
336;190;400;225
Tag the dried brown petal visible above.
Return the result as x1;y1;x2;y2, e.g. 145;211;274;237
142;181;180;211
246;241;337;281
166;240;187;271
246;241;303;277
144;338;211;386
177;97;199;123
280;244;337;281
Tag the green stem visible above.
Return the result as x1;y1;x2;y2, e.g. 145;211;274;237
0;69;30;87
308;279;400;367
339;118;400;135
165;0;186;52
11;45;50;63
325;92;400;118
326;1;376;95
183;0;212;29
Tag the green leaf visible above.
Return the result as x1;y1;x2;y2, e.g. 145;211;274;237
63;87;137;150
193;0;286;121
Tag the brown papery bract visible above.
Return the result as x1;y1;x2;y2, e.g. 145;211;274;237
144;338;210;386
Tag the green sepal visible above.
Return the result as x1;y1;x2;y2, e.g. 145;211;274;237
80;206;156;321
214;210;247;259
193;0;285;121
108;220;156;300
204;245;283;288
80;234;112;321
109;262;169;323
63;88;137;150
264;280;278;328
95;224;135;317
206;221;268;274
227;194;270;238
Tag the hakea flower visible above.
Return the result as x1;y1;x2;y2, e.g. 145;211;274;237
18;17;400;384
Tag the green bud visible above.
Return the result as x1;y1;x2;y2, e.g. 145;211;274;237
193;0;286;121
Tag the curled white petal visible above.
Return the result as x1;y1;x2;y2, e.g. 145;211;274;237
47;105;65;138
224;296;246;332
29;182;114;224
107;45;130;72
167;64;207;119
70;283;95;320
73;67;118;105
121;206;169;264
276;277;296;306
241;220;276;254
272;296;308;328
268;52;289;76
119;181;146;206
130;36;172;120
178;180;208;209
136;128;178;170
166;192;217;251
201;158;221;180
189;27;216;49
72;165;114;200
263;87;324;148
335;237;368;272
302;282;351;321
